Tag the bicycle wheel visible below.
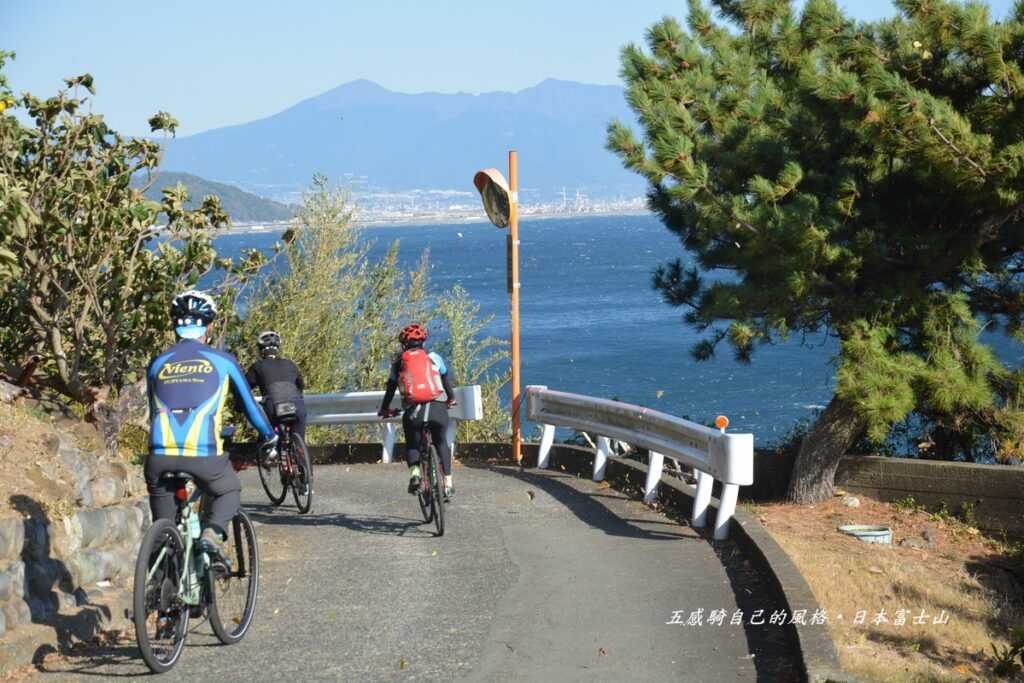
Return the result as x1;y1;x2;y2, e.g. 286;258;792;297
289;434;313;514
417;459;433;524
208;508;260;644
429;444;445;537
133;519;190;673
257;441;287;506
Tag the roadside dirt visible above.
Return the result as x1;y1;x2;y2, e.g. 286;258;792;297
0;400;105;520
750;495;1024;682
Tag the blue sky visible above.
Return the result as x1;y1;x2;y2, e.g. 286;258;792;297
2;0;1017;136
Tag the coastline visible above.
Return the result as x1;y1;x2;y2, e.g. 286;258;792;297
224;207;653;235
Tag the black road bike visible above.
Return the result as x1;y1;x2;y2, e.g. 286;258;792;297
386;402;446;536
257;400;313;514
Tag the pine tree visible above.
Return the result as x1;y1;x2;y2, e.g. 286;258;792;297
608;0;1024;502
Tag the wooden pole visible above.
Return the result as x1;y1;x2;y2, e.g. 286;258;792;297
508;150;522;464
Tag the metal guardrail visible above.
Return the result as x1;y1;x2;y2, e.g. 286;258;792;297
525;386;754;540
305;385;483;463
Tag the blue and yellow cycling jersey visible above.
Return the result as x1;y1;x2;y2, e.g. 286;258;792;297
147;339;274;457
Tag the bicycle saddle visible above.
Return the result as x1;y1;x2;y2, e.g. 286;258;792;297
159;471;197;483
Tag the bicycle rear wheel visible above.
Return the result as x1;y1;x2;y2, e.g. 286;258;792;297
417;458;432;523
133;519;190;673
429;444;445;537
289;434;313;514
208;508;260;644
258;440;287;506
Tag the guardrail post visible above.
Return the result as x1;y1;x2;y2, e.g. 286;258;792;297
537;424;555;469
644;451;664;503
713;483;739;540
692;470;713;528
381;422;397;464
593;436;611;481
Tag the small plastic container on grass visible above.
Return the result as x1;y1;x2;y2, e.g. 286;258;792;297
837;524;893;544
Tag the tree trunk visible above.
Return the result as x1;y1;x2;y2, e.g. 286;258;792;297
87;380;148;456
786;394;867;504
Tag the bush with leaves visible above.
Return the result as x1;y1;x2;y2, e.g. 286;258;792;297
234;179;511;445
992;626;1024;679
434;285;510;442
608;0;1024;502
0;54;265;423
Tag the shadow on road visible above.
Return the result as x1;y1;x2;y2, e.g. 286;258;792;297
460;462;801;682
245;504;429;537
31;635;140;678
462;463;699;542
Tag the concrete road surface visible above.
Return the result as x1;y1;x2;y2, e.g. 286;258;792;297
28;462;793;682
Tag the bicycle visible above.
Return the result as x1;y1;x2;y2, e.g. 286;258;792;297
384;402;446;537
132;468;260;673
256;399;313;514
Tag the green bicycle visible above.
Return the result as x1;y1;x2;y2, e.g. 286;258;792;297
132;470;259;673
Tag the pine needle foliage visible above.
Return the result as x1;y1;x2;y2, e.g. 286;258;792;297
609;0;1024;469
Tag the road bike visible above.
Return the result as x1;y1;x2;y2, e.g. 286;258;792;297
132;467;259;673
385;402;446;536
256;399;313;514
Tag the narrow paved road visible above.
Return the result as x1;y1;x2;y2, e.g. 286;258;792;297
31;462;776;681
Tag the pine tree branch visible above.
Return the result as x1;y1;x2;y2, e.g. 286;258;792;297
928;117;987;179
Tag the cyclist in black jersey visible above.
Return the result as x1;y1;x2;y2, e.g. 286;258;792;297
245;330;306;440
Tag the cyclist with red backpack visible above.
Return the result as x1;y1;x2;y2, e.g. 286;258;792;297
377;324;458;499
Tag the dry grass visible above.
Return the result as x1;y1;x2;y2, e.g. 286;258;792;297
0;401;76;519
750;495;1024;682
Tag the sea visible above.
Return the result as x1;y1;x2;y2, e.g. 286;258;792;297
211;213;1024;445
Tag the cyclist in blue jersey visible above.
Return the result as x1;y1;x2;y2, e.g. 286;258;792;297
145;290;278;563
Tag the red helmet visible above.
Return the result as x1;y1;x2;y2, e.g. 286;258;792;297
399;323;428;344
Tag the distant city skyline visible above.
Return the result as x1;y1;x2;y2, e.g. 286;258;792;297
4;0;1016;137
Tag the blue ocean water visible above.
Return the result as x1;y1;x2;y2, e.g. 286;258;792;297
213;214;1023;443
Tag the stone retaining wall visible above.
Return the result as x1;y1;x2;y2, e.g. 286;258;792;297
734;448;1024;538
836;456;1024;537
0;430;150;640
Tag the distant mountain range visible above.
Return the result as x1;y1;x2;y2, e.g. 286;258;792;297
134;171;294;223
160;79;644;198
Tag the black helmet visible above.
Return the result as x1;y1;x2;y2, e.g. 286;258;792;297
170;290;216;327
257;330;282;356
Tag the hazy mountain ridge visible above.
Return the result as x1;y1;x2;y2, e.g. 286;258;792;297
160;79;644;197
133;171;295;223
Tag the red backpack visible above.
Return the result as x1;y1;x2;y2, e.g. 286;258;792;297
398;349;444;403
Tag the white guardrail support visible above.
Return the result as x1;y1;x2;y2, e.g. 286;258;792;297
593;436;611;481
305;385;484;463
537;423;556;469
644;451;664;504
524;386;754;540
